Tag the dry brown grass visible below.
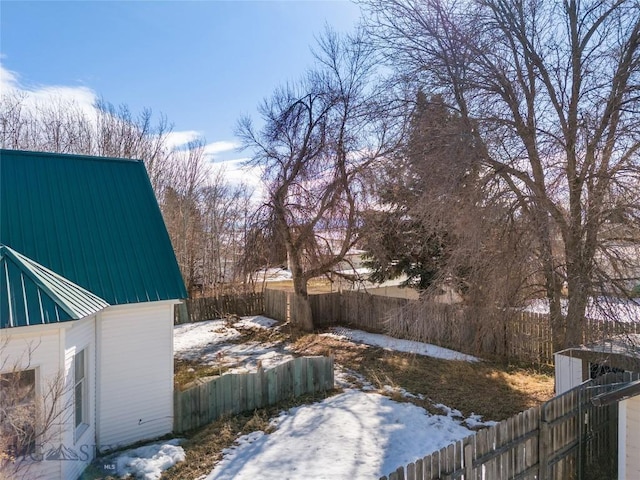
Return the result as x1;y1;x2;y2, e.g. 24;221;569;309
290;333;554;421
174;359;229;390
263;278;335;293
93;323;555;479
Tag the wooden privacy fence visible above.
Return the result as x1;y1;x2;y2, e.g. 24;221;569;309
176;289;639;364
173;356;334;433
381;371;640;480
304;291;640;365
175;292;264;324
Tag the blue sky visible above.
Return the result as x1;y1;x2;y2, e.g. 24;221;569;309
0;1;363;163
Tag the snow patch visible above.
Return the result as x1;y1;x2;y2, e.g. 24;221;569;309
111;439;185;480
326;327;480;362
174;317;291;373
204;390;472;479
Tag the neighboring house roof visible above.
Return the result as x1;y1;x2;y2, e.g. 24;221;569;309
0;149;187;312
0;245;109;328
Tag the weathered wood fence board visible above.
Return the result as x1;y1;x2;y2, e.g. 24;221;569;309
174;356;334;433
306;291;640;365
175;289;639;364
175;293;264;324
264;288;288;323
381;371;640;480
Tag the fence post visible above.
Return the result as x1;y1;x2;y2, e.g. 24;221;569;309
175;301;188;324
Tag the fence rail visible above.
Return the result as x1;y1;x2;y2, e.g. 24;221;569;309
174;356;334;433
175;293;264;324
381;371;640;480
307;291;640;365
175;289;639;364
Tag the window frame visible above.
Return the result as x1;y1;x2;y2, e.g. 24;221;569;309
74;349;89;441
0;368;37;457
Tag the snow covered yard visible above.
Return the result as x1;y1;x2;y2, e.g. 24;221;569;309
203;390;474;480
174;316;293;376
89;315;553;479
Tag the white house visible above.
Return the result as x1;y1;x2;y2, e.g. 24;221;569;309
0;150;187;480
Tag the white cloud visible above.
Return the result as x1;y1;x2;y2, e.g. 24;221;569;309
203;140;240;156
212;157;264;188
164;130;203;150
0;64;20;90
1;63;99;125
1;62;205;156
209;157;266;201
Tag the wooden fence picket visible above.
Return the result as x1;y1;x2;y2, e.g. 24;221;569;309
380;372;639;480
174;356;333;433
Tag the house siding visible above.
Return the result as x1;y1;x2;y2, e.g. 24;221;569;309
96;302;174;451
554;353;584;394
620;396;640;480
0;326;64;480
62;316;97;480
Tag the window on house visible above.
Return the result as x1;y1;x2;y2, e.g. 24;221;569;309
0;369;36;457
74;350;87;435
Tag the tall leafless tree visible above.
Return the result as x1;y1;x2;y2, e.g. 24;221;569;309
238;28;398;330
362;0;640;350
200;170;255;292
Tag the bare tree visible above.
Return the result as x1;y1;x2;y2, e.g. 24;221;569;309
162;140;211;295
238;28;397;330
0;93;175;195
362;0;640;350
0;340;70;480
200;170;255;293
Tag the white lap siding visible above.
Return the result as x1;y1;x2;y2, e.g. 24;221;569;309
62;316;97;480
619;396;640;480
96;302;175;451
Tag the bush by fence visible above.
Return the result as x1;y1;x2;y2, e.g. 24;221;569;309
381;371;640;480
307;291;640;364
173;356;334;433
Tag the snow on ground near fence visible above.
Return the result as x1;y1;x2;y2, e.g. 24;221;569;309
99;317;497;479
173;316;292;373
204;389;473;480
325;327;480;362
108;439;185;480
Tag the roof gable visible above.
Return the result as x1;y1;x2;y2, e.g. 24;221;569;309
0;245;109;328
0;149;187;309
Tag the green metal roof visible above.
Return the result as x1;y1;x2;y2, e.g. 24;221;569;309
0;245;109;328
0;149;187;320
